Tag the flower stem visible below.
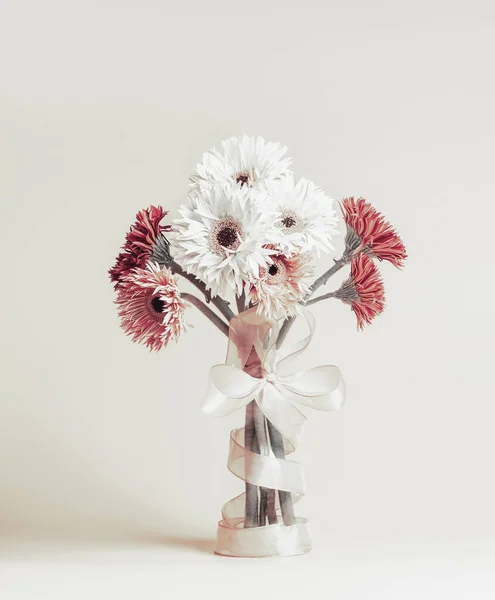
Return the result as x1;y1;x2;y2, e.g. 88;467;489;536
171;261;235;322
276;316;295;350
307;255;349;298
236;290;246;314
266;419;295;526
253;402;277;525
244;400;259;528
266;488;277;525
276;253;350;348
181;293;229;337
304;292;336;306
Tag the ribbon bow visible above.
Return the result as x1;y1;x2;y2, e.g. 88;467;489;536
202;308;345;449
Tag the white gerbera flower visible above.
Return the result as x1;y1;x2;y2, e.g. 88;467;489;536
172;184;273;297
190;135;292;192
266;176;339;256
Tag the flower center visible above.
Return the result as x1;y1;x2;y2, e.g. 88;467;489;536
217;226;238;248
209;217;243;256
260;257;287;284
235;172;250;187
151;296;165;313
281;216;296;228
277;210;303;233
234;168;257;187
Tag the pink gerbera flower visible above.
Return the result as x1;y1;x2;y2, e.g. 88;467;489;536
116;263;187;351
341;197;407;268
248;247;313;320
109;206;172;289
334;254;385;329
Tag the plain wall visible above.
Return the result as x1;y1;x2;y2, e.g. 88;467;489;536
0;0;493;546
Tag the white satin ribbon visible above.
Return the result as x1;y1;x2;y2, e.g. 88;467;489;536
202;308;345;557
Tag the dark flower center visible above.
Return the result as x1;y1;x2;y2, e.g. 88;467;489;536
268;264;278;276
151;296;165;313
282;216;296;228
235;173;250;187
209;217;243;256
217;227;238;248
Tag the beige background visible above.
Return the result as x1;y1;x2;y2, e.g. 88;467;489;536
1;0;494;597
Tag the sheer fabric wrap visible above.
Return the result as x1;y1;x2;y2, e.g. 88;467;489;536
202;308;345;557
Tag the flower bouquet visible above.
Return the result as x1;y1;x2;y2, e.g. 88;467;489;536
109;135;406;557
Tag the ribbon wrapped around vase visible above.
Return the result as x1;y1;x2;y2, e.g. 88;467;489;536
202;307;345;557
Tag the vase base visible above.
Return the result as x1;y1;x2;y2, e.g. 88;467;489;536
214;518;312;558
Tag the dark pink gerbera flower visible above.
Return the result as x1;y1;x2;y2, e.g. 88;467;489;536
116;263;187;351
341;197;407;268
334;254;385;329
109;252;142;287
125;205;171;260
109;206;172;289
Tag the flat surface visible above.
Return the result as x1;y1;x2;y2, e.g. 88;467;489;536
1;535;494;600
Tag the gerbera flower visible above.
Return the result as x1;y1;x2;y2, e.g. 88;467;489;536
341;197;407;268
109;252;143;288
266;176;339;256
116;263;187;351
109;205;172;289
125;205;171;260
172;184;273;297
248;248;313;320
332;254;385;329
189;135;292;192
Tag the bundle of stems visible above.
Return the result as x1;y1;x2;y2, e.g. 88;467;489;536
170;252;350;528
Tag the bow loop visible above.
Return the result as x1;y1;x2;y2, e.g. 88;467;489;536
281;365;346;410
202;364;265;418
202;308;345;446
